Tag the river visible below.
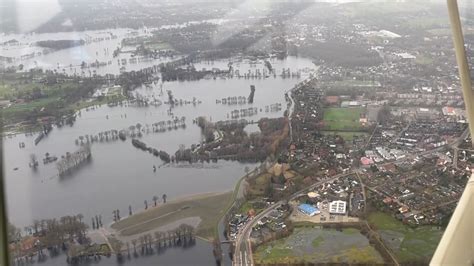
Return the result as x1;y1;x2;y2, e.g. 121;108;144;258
2;28;317;265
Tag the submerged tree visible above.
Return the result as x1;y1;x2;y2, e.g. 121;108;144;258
162;194;167;203
152;195;158;207
131;239;138;257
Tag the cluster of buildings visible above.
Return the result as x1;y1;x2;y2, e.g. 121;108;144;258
249;204;291;244
282;28;471;228
361;153;470;225
361;148;406;165
289;84;363;178
394;121;466;150
290;175;365;225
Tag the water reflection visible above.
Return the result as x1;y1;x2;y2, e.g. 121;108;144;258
18;239;214;266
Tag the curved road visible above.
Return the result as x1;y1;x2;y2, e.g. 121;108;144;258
233;172;352;266
232;128;469;265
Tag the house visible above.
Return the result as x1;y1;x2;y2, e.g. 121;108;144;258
442;106;456;116
257;217;269;225
383;197;393;204
341;101;361;108
399;206;409;214
360;157;374;166
325;96;340;105
9;236;40;254
379;163;397;173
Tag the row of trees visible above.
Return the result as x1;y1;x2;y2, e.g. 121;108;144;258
143;194;167;211
56;145;92;176
112;194;168;224
74;117;186;147
112;224;195;262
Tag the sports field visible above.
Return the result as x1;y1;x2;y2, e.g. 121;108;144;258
323;107;365;131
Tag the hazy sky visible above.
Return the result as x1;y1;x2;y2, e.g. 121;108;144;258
7;0;61;32
3;0;470;34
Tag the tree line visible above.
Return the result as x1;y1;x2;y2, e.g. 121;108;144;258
112;224;195;263
9;214;88;265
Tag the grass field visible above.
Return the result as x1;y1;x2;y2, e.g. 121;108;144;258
254;227;383;264
3;97;60;112
323;107;365;131
415;54;434;65
368;212;443;263
0;74;109;126
74;94;127;110
111;192;232;240
145;41;173;51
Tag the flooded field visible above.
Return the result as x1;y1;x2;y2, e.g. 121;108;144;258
2;26;317;265
3;55;316;228
254;226;384;264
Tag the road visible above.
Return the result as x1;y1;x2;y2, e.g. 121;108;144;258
287;92;294;142
233;172;352;266
232;128;470;265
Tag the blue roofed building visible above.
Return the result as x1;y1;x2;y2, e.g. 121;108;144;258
298;203;320;216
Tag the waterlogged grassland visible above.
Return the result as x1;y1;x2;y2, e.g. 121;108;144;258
254;227;383;264
0;73;127;128
111;192;232;240
368;212;443;263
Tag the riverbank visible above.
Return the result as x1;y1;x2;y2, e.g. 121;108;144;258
110;192;232;241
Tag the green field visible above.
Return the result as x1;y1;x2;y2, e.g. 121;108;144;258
111;192;231;240
368;212;443;263
323;107;365;131
415;54;434;65
122;35;174;51
0;72;128;129
254;227;383;264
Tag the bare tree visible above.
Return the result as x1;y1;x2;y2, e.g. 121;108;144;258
162;194;167;203
131;239;138;257
152;195;158;207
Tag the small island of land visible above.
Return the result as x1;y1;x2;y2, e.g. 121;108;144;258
110;192;232;241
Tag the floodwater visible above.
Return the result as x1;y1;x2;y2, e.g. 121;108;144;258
4;55;315;227
2;27;317;265
255;227;384;264
0;28;176;76
26;238;214;266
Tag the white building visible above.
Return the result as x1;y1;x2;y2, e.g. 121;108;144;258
329;200;347;214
